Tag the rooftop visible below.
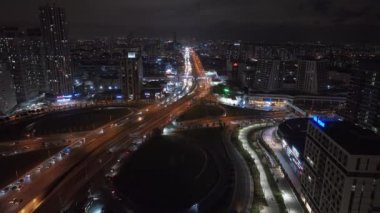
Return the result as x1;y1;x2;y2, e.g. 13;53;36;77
311;117;380;155
278;118;309;154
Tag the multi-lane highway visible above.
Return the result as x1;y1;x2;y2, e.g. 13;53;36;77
0;48;209;213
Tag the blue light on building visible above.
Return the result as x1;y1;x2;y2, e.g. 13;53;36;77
313;116;326;128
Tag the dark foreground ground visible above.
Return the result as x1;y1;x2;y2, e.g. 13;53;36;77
112;128;235;213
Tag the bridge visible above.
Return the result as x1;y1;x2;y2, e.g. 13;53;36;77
247;94;346;116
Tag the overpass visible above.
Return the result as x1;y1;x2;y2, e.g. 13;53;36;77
247;94;346;116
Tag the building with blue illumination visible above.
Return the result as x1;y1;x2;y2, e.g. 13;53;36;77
277;118;309;175
301;117;380;213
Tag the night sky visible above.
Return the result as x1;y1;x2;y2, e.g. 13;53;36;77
1;0;380;41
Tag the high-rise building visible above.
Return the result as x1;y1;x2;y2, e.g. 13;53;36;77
279;61;298;90
39;4;72;95
0;63;17;114
345;62;380;134
302;116;380;213
0;27;42;103
237;60;256;91
226;58;239;81
23;28;48;93
253;59;280;91
121;48;143;100
297;60;328;94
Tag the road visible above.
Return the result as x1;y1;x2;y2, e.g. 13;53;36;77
262;127;304;213
223;128;254;213
0;48;210;213
0;131;95;157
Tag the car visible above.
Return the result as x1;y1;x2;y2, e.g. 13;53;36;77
49;159;55;165
24;174;31;181
111;190;122;201
14;199;23;205
128;144;138;152
9;198;23;205
105;169;117;179
0;186;10;195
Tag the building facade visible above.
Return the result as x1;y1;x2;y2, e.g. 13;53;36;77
121;48;143;100
0;27;43;103
345;63;380;134
297;60;328;94
301;117;380;213
0;63;17;114
40;4;72;95
253;59;280;91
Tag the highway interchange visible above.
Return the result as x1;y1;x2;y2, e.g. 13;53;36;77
0;48;210;213
0;47;306;213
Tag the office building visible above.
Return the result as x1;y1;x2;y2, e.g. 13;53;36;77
345;62;380;134
121;48;143;100
0;63;17;114
301;116;380;213
40;4;72;95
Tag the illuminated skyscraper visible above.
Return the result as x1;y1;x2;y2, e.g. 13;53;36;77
121;48;143;100
39;4;72;95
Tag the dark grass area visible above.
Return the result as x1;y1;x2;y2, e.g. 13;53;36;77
177;103;224;121
0;147;62;188
31;107;130;135
114;134;218;212
0;107;130;141
179;128;235;212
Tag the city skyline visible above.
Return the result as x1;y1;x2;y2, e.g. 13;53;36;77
0;1;379;213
